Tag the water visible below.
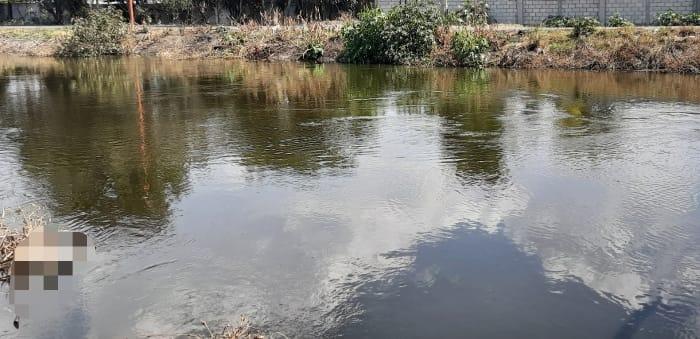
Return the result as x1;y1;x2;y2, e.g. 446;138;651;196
0;57;699;338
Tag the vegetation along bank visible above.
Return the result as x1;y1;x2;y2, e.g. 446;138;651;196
0;1;700;73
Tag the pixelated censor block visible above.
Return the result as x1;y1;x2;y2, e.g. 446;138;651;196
9;230;95;321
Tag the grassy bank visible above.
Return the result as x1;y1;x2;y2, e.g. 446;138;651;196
1;24;699;73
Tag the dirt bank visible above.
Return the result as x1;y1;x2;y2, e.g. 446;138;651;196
1;24;699;73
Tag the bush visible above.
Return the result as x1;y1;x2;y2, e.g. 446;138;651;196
656;10;686;26
60;7;127;57
685;13;700;25
451;30;490;67
570;17;599;38
542;15;573;27
458;0;490;26
301;43;324;62
382;0;441;63
655;10;700;26
608;12;633;27
340;8;387;63
341;0;441;64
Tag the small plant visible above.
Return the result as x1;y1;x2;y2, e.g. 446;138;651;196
608;12;633;27
542;15;573;27
301;43;324;61
656;9;685;26
60;7;127;57
458;0;490;26
451;30;490;67
570;17;599;39
684;13;700;25
215;26;247;46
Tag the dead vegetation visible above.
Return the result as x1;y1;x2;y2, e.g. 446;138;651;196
0;204;46;282
489;27;700;73
1;25;699;73
147;316;282;339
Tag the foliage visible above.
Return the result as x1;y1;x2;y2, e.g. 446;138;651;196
301;43;324;61
656;9;685;26
60;8;127;57
340;8;387;63
570;17;599;38
542;15;573;27
656;10;700;26
608;12;633;27
341;0;440;64
457;0;490;26
451;30;490;67
382;0;441;63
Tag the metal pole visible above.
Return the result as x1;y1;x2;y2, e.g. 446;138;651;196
599;0;606;25
127;0;135;30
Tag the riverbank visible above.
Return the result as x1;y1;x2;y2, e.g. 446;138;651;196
1;24;699;73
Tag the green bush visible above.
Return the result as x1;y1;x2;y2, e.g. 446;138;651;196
458;0;490;26
341;0;441;64
685;13;700;25
656;9;686;26
301;43;324;62
608;12;633;27
382;0;441;63
655;10;700;26
340;8;387;63
451;30;490;67
542;15;573;27
60;7;127;57
570;17;599;38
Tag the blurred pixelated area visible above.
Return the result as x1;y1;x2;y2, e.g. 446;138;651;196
11;231;92;291
1;205;95;326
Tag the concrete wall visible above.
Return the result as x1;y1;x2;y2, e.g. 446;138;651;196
375;0;699;25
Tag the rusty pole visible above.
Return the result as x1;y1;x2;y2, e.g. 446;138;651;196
127;0;135;31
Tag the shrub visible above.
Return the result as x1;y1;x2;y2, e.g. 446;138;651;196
458;0;490;26
60;7;127;57
341;0;440;64
681;12;700;25
542;15;573;27
451;30;490;67
656;9;685;26
608;12;633;27
301;43;324;62
340;8;387;63
382;0;442;63
570;17;599;39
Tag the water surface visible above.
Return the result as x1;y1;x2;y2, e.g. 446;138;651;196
1;57;699;338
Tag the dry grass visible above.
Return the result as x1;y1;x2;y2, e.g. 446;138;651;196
0;204;46;282
490;26;700;73
147;316;280;339
1;24;698;73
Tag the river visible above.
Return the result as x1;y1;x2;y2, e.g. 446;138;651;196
0;57;699;338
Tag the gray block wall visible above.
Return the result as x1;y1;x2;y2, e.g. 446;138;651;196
375;0;699;25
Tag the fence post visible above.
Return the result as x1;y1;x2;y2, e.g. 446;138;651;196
517;0;525;24
644;0;651;24
557;0;563;16
599;0;607;25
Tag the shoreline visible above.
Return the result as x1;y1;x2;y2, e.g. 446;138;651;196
1;24;699;74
